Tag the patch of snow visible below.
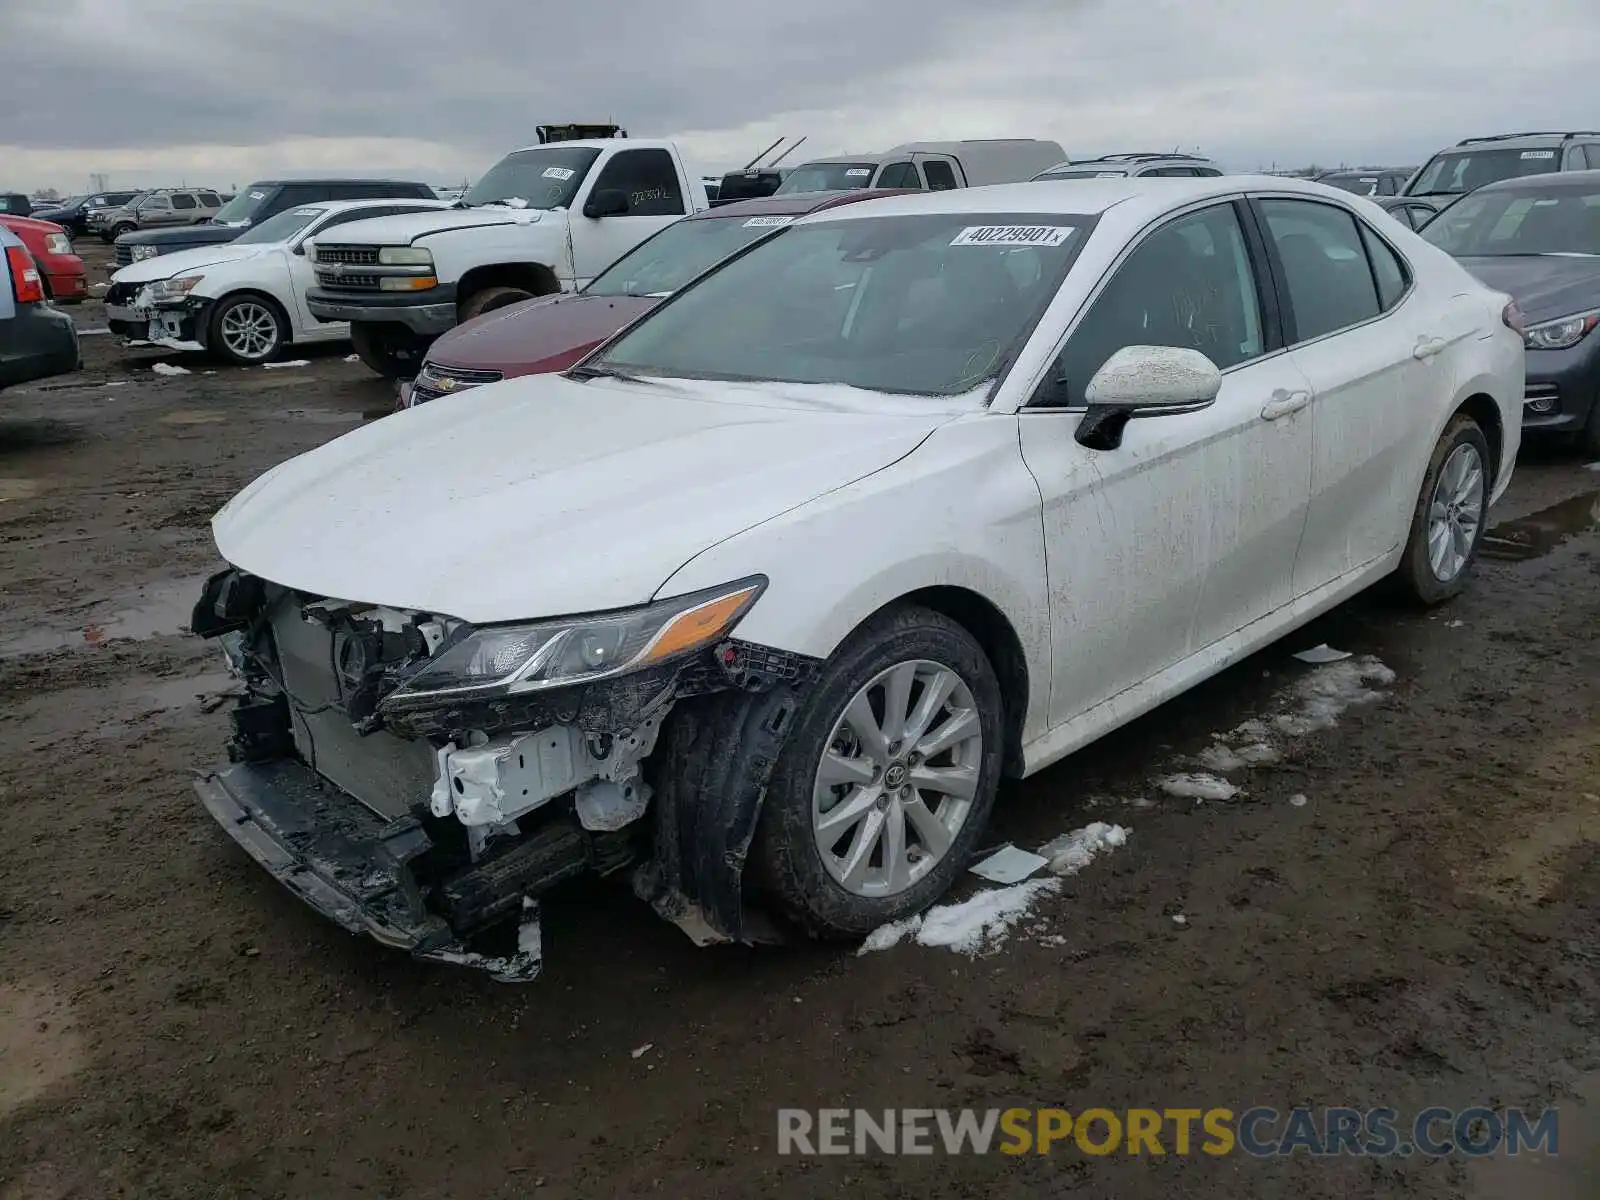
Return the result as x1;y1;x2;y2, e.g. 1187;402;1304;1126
1292;643;1352;664
1586;461;1600;472
104;381;128;387
630;1043;653;1059
262;359;311;370
151;362;189;376
1272;656;1395;736
860;877;1062;957
344;354;360;362
969;844;1048;884
1446;619;1464;629
1289;793;1309;808
1037;822;1129;876
1171;914;1189;927
1157;772;1241;802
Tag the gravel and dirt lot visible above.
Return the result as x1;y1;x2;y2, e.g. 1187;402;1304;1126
1;242;1597;1199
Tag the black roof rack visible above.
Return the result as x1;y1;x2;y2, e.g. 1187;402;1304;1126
1456;131;1600;145
1086;152;1208;163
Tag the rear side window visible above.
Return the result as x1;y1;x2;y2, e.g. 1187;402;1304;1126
200;191;222;206
1582;145;1600;170
922;160;959;191
876;161;921;189
171;193;197;210
1259;199;1380;342
1359;224;1410;310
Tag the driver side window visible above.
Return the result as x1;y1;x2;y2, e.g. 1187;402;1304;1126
591;150;686;217
1045;203;1265;406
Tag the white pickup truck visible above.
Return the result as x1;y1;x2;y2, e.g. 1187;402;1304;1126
305;132;709;377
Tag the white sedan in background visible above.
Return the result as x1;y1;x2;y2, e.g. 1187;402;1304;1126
192;176;1523;981
105;198;450;366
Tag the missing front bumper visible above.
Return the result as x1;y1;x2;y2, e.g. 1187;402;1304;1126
195;758;544;982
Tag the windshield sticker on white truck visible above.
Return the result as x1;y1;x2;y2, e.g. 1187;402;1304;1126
845;168;872;177
542;167;576;181
743;215;795;227
249;191;265;200
950;225;1075;248
292;209;321;217
1520;150;1556;159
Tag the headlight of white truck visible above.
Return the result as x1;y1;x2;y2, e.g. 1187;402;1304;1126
381;578;765;711
378;246;434;266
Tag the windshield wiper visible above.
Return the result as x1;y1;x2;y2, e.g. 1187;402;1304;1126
565;364;659;384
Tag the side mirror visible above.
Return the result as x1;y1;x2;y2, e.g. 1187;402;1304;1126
1074;345;1221;451
291;243;306;256
583;189;629;219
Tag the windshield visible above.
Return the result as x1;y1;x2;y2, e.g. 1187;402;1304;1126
1407;148;1563;196
589;213;1090;396
1320;174;1385;195
1423;184;1600;257
775;163;878;194
1035;168;1129;180
587;215;789;297
462;147;602;209
233;206;326;245
212;186;278;225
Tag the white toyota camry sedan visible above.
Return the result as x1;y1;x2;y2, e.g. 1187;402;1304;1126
190;176;1523;981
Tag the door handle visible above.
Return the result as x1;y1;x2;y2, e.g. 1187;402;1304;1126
1413;336;1447;361
1261;389;1312;420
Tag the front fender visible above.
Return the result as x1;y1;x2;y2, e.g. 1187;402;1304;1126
656;414;1053;745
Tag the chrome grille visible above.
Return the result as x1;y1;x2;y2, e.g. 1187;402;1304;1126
315;270;381;291
411;362;504;405
316;245;381;266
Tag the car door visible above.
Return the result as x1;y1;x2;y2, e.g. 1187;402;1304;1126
1017;199;1315;728
139;195;175;228
170;192;201;225
570;149;689;286
1251;196;1449;594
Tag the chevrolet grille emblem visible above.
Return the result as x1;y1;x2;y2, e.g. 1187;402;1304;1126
436;376;457;391
331;261;345;276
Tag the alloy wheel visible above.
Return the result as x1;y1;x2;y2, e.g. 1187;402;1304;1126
219;301;281;361
811;659;984;898
1426;442;1485;582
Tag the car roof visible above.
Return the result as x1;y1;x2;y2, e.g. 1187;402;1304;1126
506;138;676;154
685;188;917;221
242;178;432;187
793;174;1357;225
1474;167;1600;193
1450;131;1600;149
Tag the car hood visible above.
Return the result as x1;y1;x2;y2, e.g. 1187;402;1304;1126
426;293;660;376
308;206;557;248
1455;255;1600;325
120;225;240;247
212;373;954;622
0;215;67;236
112;242;273;284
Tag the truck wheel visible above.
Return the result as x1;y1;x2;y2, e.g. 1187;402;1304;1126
459;285;534;322
208;294;286;366
750;605;1005;939
1395;414;1490;605
350;322;425;379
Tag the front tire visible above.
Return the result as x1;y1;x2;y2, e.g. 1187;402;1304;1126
349;322;426;379
752;605;1005;939
459;285;535;322
1395;414;1490;605
207;294;286;366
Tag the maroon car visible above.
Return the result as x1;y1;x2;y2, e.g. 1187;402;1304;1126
398;189;911;408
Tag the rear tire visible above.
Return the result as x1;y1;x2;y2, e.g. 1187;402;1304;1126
111;223;135;240
751;605;1005;939
1395;414;1491;605
349;322;427;379
459;285;535;322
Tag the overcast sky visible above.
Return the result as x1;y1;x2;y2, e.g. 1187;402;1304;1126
4;0;1597;192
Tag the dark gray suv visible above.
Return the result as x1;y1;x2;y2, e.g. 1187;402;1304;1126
1400;131;1600;219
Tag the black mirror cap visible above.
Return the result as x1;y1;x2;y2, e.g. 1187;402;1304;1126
583;189;629;219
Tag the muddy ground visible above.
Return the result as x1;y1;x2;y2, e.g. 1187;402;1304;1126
1;241;1598;1199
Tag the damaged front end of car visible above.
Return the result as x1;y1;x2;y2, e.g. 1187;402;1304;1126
190;567;817;982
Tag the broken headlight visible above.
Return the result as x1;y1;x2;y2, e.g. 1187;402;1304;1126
380;577;765;711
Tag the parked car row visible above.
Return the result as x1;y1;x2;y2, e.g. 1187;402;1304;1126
188;172;1524;984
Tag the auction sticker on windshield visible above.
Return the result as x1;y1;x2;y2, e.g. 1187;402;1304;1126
743;216;795;228
1520;151;1556;159
543;167;576;181
846;168;872;177
951;225;1075;247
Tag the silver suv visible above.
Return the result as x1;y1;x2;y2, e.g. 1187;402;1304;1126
98;188;225;241
1400;131;1600;218
1032;153;1225;181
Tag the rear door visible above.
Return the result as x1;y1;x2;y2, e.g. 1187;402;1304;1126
1251;196;1449;593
